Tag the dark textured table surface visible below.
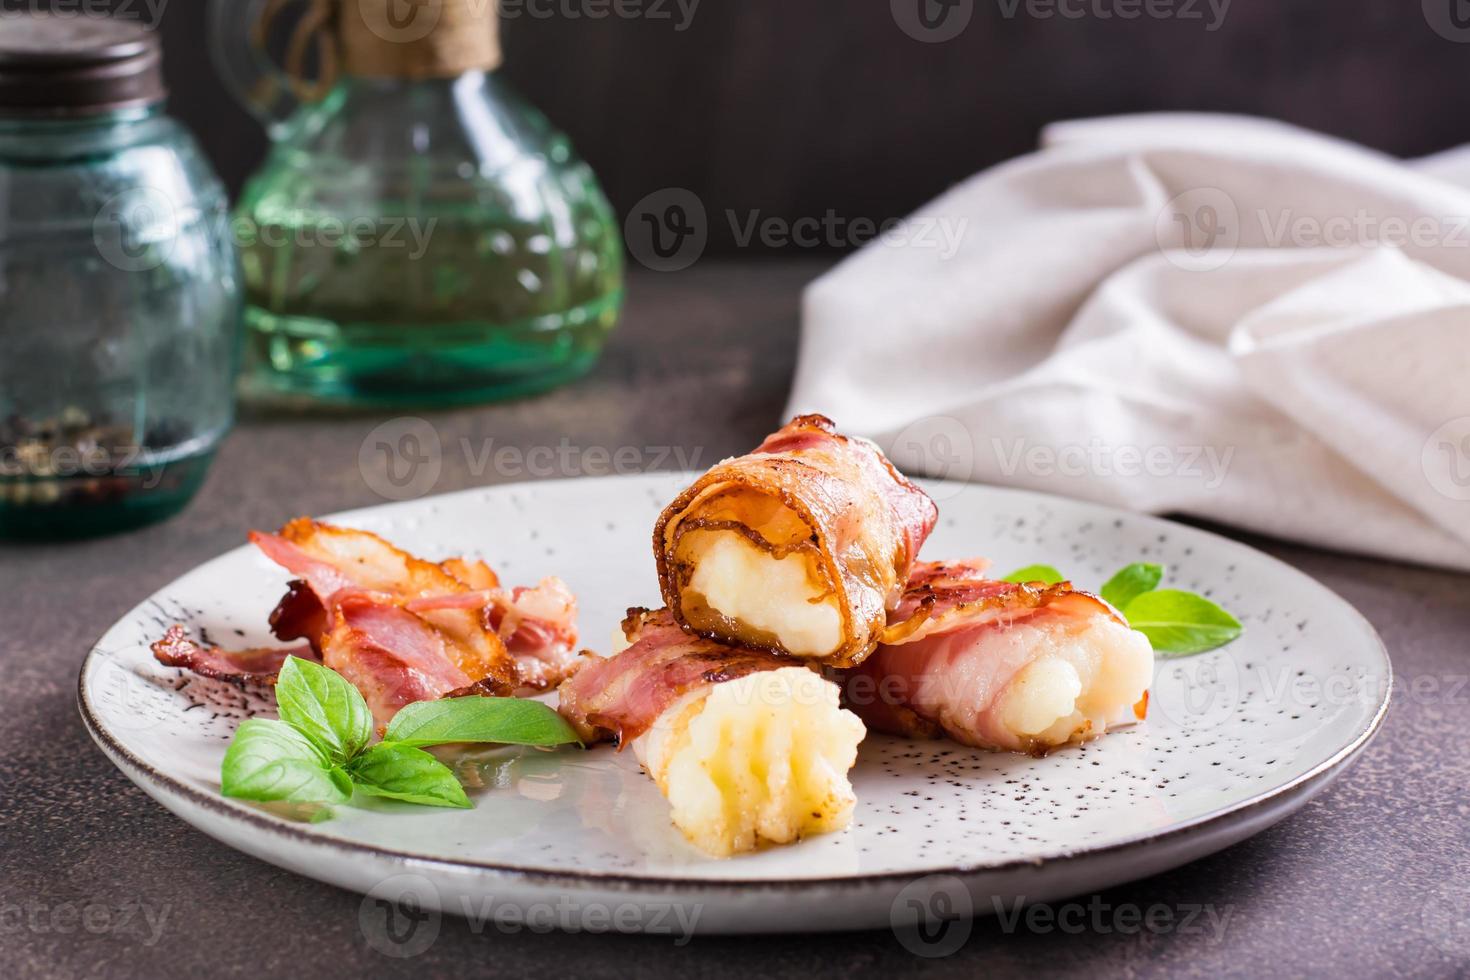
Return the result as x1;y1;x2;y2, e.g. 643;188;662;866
3;261;1467;979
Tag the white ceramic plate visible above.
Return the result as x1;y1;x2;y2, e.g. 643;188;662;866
79;474;1389;936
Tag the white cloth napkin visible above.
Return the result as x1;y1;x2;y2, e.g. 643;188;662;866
787;113;1470;570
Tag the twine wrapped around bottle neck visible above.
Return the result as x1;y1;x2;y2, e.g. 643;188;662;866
257;0;501;102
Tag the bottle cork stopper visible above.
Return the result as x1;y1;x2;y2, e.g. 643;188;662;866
339;0;501;80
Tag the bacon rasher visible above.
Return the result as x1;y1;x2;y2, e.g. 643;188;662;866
151;519;584;726
151;625;313;685
654;415;937;667
842;560;1153;756
558;609;865;858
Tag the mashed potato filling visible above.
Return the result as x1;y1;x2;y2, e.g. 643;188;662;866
679;529;843;659
632;668;865;857
995;619;1154;748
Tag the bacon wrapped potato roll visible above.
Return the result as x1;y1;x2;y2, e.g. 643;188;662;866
654;415;938;667
559;608;865;857
842;560;1152;755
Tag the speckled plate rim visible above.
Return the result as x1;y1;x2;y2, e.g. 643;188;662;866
77;475;1392;896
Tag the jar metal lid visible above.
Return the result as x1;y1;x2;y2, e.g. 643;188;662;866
0;14;166;117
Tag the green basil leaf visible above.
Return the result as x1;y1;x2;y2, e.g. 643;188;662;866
1000;564;1065;585
274;656;373;764
1123;589;1243;656
347;742;471;809
221;718;352;804
1100;562;1165;610
384;696;581;748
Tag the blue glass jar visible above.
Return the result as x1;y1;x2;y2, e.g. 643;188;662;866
0;16;240;539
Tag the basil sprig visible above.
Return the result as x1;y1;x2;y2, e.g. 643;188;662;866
385;696;581;748
1099;562;1164;610
220;718;353;805
1000;561;1242;657
220;657;578;813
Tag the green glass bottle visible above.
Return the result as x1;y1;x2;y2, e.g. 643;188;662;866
213;0;623;406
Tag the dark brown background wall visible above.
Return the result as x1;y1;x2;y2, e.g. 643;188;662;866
32;0;1470;252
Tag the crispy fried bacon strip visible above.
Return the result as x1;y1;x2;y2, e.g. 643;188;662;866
150;625;315;686
557;608;792;746
260;519;582;691
404;576;584;691
151;519;584;724
482;578;585;691
249;520;519;704
268;580;328;654
877;558;1095;645
654;414;938;667
843;560;1153;755
322;594;511;724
